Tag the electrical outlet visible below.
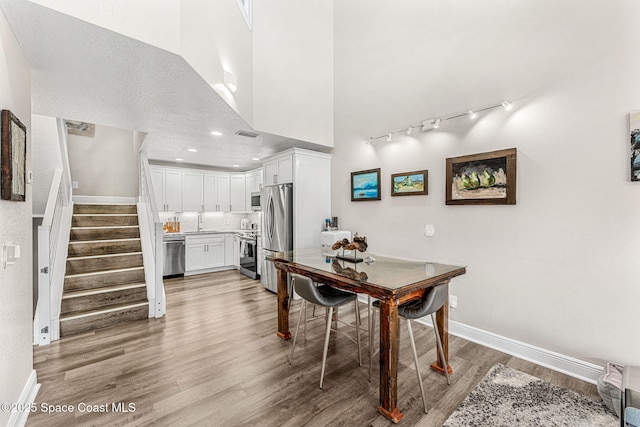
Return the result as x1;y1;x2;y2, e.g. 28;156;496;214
72;181;79;189
449;295;458;309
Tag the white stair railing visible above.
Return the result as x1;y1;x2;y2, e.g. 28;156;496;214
34;119;73;345
138;152;165;317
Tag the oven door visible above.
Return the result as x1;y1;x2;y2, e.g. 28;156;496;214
239;237;258;279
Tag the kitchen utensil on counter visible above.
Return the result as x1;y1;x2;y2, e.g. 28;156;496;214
240;218;250;230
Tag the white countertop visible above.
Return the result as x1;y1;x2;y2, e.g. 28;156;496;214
163;229;259;238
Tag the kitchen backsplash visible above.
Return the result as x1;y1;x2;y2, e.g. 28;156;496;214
159;212;262;233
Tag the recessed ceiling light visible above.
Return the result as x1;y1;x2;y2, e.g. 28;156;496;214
232;164;240;168
175;158;183;161
211;131;222;136
188;148;197;152
251;157;260;161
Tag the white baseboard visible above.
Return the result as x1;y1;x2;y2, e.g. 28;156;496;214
443;319;603;384
73;195;137;204
357;296;603;384
8;370;40;427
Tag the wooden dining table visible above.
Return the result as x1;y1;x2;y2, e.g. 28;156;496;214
269;248;466;423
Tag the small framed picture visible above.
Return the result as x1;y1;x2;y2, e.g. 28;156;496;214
1;110;27;202
391;170;428;196
351;168;381;201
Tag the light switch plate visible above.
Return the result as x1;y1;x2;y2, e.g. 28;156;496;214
424;224;435;237
3;244;19;268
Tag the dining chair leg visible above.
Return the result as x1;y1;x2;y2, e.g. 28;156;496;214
431;313;451;385
354;299;362;366
319;306;334;389
290;300;306;364
303;299;308;343
406;319;428;414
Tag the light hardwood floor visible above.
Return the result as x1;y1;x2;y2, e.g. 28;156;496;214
29;270;600;426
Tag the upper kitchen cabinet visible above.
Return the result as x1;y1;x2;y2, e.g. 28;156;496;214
182;171;204;212
263;154;293;186
204;173;230;212
150;167;182;212
229;174;246;212
261;148;331;250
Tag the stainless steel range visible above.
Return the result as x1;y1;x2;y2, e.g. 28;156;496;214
239;232;259;279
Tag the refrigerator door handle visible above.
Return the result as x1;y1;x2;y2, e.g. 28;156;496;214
266;191;275;242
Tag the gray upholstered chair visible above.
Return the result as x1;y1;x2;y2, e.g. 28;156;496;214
370;282;451;413
289;273;362;389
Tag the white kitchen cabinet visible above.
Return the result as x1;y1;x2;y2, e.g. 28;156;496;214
182;171;204;212
225;233;239;267
263;154;293;186
204;173;230;212
186;234;225;272
149;166;259;213
150;167;182;212
229;174;246;212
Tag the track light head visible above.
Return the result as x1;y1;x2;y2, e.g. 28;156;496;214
501;100;513;111
468;110;477;120
406;126;413;135
433;117;441;129
386;133;392;141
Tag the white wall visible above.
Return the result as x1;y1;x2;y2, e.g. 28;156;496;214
0;8;34;426
253;0;334;147
180;0;254;125
333;0;640;366
28;0;181;54
67;124;138;197
31;114;61;216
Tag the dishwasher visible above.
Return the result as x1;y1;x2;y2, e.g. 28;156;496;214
163;234;185;277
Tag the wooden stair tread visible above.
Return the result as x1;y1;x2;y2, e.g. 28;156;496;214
65;266;144;279
73;214;138;216
66;251;143;261
62;282;147;299
60;301;148;321
69;238;141;244
71;226;139;229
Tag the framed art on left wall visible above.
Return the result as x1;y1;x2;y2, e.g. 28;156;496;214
1;109;27;202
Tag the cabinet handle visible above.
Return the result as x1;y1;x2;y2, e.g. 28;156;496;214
273;174;278;184
230;204;232;211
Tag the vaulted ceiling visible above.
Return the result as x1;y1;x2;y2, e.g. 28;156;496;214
0;0;330;171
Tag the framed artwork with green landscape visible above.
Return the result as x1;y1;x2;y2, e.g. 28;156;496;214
446;148;517;205
391;170;428;196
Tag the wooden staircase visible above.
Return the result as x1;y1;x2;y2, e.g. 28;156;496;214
60;204;148;336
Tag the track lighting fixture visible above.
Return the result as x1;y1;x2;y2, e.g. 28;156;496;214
369;99;515;142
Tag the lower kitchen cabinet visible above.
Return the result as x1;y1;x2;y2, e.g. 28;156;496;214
185;235;225;272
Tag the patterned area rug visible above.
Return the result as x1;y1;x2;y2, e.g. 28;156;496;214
443;364;617;427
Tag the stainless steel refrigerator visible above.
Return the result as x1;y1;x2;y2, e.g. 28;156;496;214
261;183;293;293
